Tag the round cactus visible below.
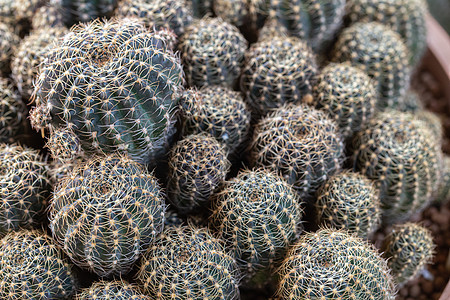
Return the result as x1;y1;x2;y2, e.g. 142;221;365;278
251;104;344;200
276;228;396;299
435;155;450;204
316;171;381;239
0;144;50;236
382;222;435;285
0;230;77;299
48;157;79;186
394;90;424;113
59;0;118;26
30;18;184;165
167;134;230;214
136;224;240;300
50;154;166;277
0;1;15;27
416;110;443;141
210;169;303;279
346;0;428;66
352;110;441;224
31;4;66;29
190;0;213;18
311;63;377;139
0;78;28;144
76;280;150;300
180;87;251;153
332;22;411;109
213;0;259;27
0;22;19;73
179;17;247;88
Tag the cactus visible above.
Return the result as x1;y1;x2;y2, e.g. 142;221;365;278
136;224;240;300
352;110;441;224
210;169;303;280
251;104;344;200
48;157;79;186
416;110;443;140
346;0;428;66
0;22;19;73
310;63;377;139
276;228;396;300
213;0;258;27
0;0;46;27
0;230;77;299
332;22;411;109
0;78;28;144
0;1;15;26
316;171;381;239
30;19;184;165
76;280;150;300
180;87;251;153
50;154;166;277
382;222;435;285
240;35;317;117
31;4;66;30
190;0;213;18
167;134;230;214
0;144;50;236
394;90;424;113
116;0;193;37
435;155;450;204
179;17;247;88
59;0;118;26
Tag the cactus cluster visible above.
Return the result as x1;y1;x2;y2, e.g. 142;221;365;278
59;0;118;26
0;22;19;73
0;78;28;143
76;280;150;300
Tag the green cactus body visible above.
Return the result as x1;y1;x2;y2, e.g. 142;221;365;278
435;155;450;204
332;22;411;109
0;79;28;143
180;87;251;153
352;111;441;224
416;110;443;140
394;90;424;113
240;35;318;116
0;144;50;236
136;225;240;300
346;0;428;66
276;228;396;300
190;0;213;18
311;63;377;139
50;154;166;277
179;17;247;88
0;230;77;299
0;22;19;73
60;0;118;25
210;169;303;280
31;4;66;30
76;280;150;300
49;157;79;186
167;134;230;214
316;171;381;239
382;222;435;285
251;104;344;200
30;19;184;165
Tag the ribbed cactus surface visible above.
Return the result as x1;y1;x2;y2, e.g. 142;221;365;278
0;79;28;144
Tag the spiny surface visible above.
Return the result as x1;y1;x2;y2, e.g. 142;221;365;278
0;78;28;143
0;22;19;73
76;280;150;300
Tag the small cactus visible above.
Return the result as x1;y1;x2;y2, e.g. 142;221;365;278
31;4;66;30
382;222;435;285
76;280;150;300
394;90;424;113
50;154;166;277
0;22;19;73
435;155;450;204
59;0;118;26
0;230;77;299
276;228;396;300
0;78;28;144
190;0;213;18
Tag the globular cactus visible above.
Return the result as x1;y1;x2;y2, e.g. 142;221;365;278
251;104;344;200
50;154;166;277
45;127;82;163
190;0;213;18
352;110;441;224
48;157;78;186
76;280;150;300
180;87;251;153
382;222;435;285
167;134;230;214
316;171;381;239
0;230;77;299
30;19;184;165
416;110;443;141
0;144;50;236
179;17;247;88
210;169;303;280
332;22;411;109
59;0;118;26
311;63;377;139
276;228;396;300
0;22;19;73
435;155;450;204
346;0;428;66
213;0;264;27
0;0;46;28
0;1;15;26
117;0;193;37
136;224;240;300
0;78;28;144
31;4;66;30
394;90;424;113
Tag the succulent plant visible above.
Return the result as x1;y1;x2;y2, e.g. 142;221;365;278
332;22;411;109
76;280;150;300
346;0;428;66
167;134;230;214
240;35;318;116
0;22;19;73
382;222;435;285
0;0;15;27
251;104;344;200
31;4;66;30
0;230;77;299
0;144;50;236
316;171;381;239
50;154;166;277
190;0;213;18
116;0;193;37
180;87;251;153
0;78;28;144
210;168;303;280
394;90;424;113
179;17;247;88
59;0;118;26
310;63;377;139
276;228;396;300
352;110;441;224
434;155;450;204
0;0;46;28
213;0;260;27
48;157;78;186
136;224;240;300
416;109;443;141
30;18;184;165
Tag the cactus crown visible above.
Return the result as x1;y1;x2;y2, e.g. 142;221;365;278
76;280;150;300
